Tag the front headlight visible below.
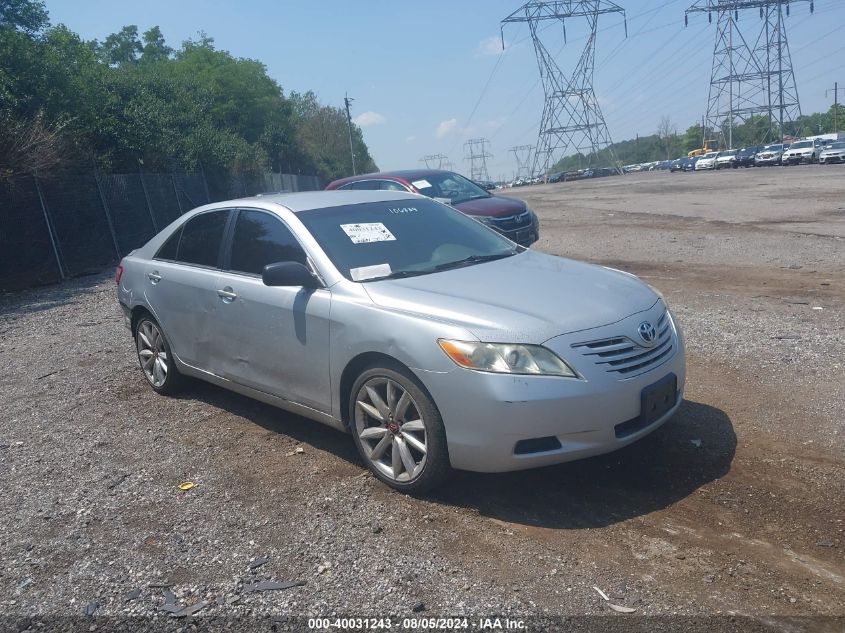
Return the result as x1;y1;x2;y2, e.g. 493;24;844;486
438;339;577;377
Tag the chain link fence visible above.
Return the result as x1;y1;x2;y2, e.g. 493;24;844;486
0;170;323;291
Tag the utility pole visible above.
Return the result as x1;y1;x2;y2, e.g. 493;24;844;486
827;82;844;133
344;93;356;176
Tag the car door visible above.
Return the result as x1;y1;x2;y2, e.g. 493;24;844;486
144;209;231;368
210;208;332;413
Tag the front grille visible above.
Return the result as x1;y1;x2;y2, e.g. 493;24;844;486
572;311;674;377
490;210;531;231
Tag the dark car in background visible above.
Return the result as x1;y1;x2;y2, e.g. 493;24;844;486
326;170;539;246
734;146;762;168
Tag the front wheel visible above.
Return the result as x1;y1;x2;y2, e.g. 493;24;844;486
350;366;451;494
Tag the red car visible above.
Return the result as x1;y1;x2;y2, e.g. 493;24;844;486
325;169;539;246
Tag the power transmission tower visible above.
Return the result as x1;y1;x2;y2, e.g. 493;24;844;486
420;154;449;169
464;138;493;182
685;0;814;148
509;145;534;179
343;93;356;175
502;1;626;177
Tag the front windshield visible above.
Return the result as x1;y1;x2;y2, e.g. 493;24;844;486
298;198;520;282
791;141;812;149
409;172;491;205
721;150;737;156
763;144;783;151
704;152;718;158
827;142;845;150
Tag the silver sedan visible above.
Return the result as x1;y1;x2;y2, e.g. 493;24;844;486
117;191;686;493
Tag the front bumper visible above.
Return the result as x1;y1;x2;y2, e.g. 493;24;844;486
497;218;540;246
421;304;686;473
784;154;813;164
820;155;843;164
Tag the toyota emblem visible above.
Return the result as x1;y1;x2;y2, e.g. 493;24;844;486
637;321;657;345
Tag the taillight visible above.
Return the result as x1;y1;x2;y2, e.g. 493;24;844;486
115;264;124;286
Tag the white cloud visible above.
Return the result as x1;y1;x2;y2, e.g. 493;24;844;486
353;111;386;127
436;118;458;139
475;35;507;57
405;135;416;142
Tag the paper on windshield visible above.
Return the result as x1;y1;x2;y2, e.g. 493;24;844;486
350;263;392;281
340;222;396;244
411;179;431;189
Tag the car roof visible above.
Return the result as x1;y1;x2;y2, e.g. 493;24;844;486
201;190;421;214
327;168;462;189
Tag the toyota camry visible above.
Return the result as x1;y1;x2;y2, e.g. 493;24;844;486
116;191;686;493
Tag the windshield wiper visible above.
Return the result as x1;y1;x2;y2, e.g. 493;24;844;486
433;251;517;272
366;269;432;281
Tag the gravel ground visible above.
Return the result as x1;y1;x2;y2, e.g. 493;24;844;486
1;166;843;631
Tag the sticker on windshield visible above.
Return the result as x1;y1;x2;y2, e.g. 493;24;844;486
411;179;431;189
350;263;392;281
340;222;396;244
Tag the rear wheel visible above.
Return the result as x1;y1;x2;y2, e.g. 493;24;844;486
350;366;450;494
135;317;184;395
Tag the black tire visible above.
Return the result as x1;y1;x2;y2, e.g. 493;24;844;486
349;364;451;494
134;316;185;395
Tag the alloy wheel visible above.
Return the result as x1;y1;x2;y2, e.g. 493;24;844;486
137;320;168;388
354;377;427;482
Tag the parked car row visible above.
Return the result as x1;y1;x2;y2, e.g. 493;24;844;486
655;137;845;173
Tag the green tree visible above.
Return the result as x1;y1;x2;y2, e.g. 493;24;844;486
0;0;48;33
140;26;171;63
98;25;142;67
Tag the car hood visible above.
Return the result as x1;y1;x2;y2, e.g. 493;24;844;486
821;149;844;155
453;195;526;218
362;250;659;343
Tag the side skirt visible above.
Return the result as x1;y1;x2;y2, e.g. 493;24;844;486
176;358;347;433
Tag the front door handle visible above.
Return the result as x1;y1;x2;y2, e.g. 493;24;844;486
217;287;237;302
147;271;162;283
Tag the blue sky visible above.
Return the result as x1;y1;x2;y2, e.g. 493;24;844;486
46;0;845;178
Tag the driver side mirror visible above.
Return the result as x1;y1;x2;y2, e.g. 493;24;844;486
262;261;319;288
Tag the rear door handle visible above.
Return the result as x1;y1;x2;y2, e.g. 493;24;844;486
217;287;237;302
147;271;161;283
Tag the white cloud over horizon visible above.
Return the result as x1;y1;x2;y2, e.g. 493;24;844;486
435;118;459;139
475;35;508;57
353;111;387;127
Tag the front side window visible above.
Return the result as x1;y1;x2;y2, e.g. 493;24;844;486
176;210;229;267
298;199;519;282
228;209;306;275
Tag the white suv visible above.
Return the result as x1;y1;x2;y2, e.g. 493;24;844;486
781;139;824;165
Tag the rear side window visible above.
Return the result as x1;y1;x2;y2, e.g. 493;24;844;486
228;210;306;275
176;210;229;267
155;226;182;260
